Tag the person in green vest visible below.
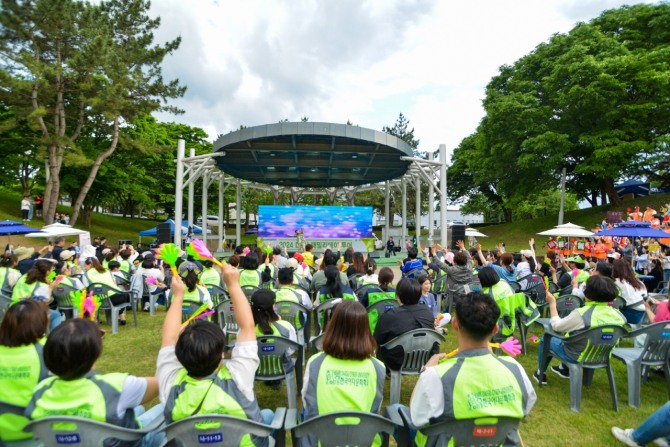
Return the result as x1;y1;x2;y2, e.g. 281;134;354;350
360;267;396;333
158;266;274;447
316;265;355;304
200;259;223;288
11;259;62;331
407;291;536;447
178;261;212;318
302;300;386;447
84;256;132;325
562;255;590;285
117;248;136;276
251;289;297;376
534;275;626;384
276;267;312;309
239;252;263;287
478;266;515;301
0;252;21;296
25;318;164;447
0;300;49;447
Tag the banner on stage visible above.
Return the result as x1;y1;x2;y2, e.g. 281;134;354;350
265;238;375;252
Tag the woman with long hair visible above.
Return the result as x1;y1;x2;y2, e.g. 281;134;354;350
0;300;50;446
360;258;379;285
317;265;355;304
178;261;212;310
346;252;366;277
84;256;131;325
613;259;647;324
301;300;386;446
361;267;396;333
250;290;297;374
0;253;21;296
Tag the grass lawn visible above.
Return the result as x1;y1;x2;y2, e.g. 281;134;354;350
96;306;670;446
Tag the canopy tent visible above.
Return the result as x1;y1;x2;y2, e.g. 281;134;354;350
594;221;670;239
139;219;210;237
0;220;43;242
615;179;650;199
537;222;594;237
465;228;488;238
26;223;89;238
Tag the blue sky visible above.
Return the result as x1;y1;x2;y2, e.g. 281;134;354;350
151;0;659;162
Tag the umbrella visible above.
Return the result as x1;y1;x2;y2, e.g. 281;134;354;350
595;221;670;239
537;222;593;237
0;219;43;243
465;228;488;238
26;223;88;238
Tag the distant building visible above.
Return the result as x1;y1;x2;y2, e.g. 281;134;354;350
375;209;483;228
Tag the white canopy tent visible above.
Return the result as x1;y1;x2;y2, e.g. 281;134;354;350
26;223;89;238
537;222;593;238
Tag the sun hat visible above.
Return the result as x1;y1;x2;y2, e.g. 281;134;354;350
15;246;35;262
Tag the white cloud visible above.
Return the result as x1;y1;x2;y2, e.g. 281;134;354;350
150;0;659;158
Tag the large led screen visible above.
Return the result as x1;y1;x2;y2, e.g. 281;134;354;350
258;205;373;238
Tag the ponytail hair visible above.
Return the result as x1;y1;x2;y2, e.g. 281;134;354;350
365;258;377;275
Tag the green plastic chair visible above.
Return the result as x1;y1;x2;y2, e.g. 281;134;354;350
256;335;303;409
286;409;393;447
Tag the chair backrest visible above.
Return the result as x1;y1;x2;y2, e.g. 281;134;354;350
402;267;424;279
610;296;626;310
465;281;482;294
348;273;364;289
413;414;520;447
241;285;260;301
114;275;130;290
381;329;445;374
566;325;628;366
163;414;274;447
52;283;80;306
256;335;302;380
631;321;670;365
309;333;324;352
312;298;342;335
0;293;12;320
207;285;229;308
555;295;584;318
354;283;380;301
291;411;394;447
87;282;125;309
215;300;239;335
366;299;399;318
520;274;547;306
25;416;146;447
274;299;309;333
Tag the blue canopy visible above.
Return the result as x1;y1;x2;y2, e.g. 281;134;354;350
139;219;207;237
0;220;43;236
615;179;650;199
595;221;669;239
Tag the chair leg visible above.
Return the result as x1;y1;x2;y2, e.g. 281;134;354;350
583;368;595;386
111;307;119;335
625;360;641;408
285;371;297;409
519;323;527;355
390;371;401;405
150;295;157;316
568;365;583;413
607;364;619;412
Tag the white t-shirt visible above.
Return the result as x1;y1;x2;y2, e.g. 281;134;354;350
136;267;164;293
615;278;646;311
117;375;148;420
156;341;259;404
21;199;30;210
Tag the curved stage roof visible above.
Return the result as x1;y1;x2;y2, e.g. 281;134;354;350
213;122;414;187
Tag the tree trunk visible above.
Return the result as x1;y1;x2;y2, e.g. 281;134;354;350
503;207;513;222
602;177;620;207
83;206;93;227
44;143;63;225
69;117;120;226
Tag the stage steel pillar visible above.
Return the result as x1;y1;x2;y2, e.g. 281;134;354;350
218;175;224;251
384;180;390;245
439;144;447;247
236;179;242;248
415;175;421;248
187;148;195;237
428;152;434;247
401;179;407;252
201;171;209;242
174;140;185;247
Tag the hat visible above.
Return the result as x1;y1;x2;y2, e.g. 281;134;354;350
444;252;455;264
59;250;76;260
35;257;58;265
520;249;534;259
250;289;276;310
293;252;304;263
178;261;201;277
15;246;35;262
607;252;621;260
101;248;111;255
565;256;586;265
80;244;96;259
286;258;299;271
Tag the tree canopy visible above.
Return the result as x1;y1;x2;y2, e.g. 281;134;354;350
449;3;670;220
0;0;185;225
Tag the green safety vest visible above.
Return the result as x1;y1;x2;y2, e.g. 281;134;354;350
119;260;132;274
26;371;139;447
481;281;515;302
276;287;300;304
0;341;47;442
415;348;528;447
164;367;266;447
564;303;626;361
575;269;589;284
86;269;118;289
200;267;221;287
364;288;396;333
303;353;386;447
11;275;43;302
0;267;18;296
239;269;262;287
183;285;209;305
275;287;307;331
